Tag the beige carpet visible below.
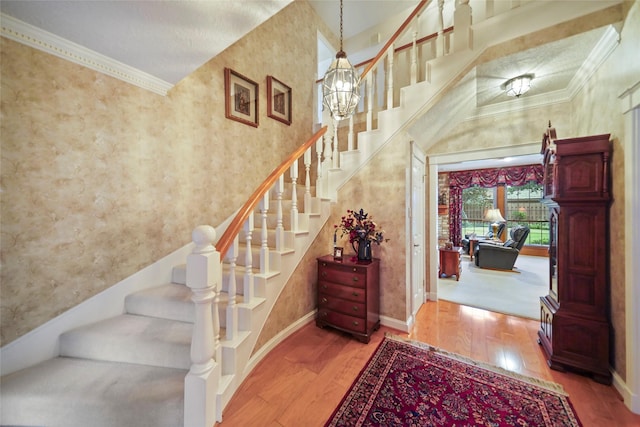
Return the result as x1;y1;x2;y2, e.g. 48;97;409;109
437;254;548;320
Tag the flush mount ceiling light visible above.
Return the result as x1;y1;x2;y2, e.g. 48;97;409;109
503;74;534;97
321;0;361;120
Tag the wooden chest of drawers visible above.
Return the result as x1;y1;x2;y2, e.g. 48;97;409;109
316;255;380;343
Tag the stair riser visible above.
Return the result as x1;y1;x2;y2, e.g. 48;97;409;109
60;315;192;370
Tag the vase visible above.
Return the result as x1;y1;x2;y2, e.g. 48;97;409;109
352;238;372;262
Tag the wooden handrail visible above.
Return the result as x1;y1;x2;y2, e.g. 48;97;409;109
352;25;454;70
360;0;430;80
216;126;328;258
314;0;432;85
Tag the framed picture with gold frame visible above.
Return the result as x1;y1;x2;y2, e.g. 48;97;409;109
266;75;291;126
225;68;259;127
333;246;343;261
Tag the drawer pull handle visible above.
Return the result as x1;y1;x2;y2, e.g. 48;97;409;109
352;306;359;311
353;321;359;326
352;268;357;272
322;284;328;290
320;312;328;318
352;277;359;282
321;297;327;304
352;292;359;297
321;272;327;278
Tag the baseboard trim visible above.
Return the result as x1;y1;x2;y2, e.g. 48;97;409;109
612;368;640;414
243;311;316;377
380;315;410;333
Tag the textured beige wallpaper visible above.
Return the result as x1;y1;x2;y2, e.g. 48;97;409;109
566;0;640;381
256;130;411;350
0;1;332;346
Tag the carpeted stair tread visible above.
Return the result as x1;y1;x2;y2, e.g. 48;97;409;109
60;314;192;369
1;356;186;427
125;283;194;322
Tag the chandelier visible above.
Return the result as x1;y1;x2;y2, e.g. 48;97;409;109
321;0;360;120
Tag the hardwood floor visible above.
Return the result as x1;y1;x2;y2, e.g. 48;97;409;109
220;301;640;426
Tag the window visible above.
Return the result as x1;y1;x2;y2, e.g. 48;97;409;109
460;182;548;246
506;182;548;246
461;186;493;237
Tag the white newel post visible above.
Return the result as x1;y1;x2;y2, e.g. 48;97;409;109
290;159;299;232
184;225;221;427
304;148;312;213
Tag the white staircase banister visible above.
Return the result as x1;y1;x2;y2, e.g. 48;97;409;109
215;126;327;260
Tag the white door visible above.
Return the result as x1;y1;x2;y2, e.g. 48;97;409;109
410;142;426;317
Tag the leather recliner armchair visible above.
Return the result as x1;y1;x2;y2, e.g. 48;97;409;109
474;225;530;270
461;222;506;254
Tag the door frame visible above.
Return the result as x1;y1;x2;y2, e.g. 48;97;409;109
408;141;426;326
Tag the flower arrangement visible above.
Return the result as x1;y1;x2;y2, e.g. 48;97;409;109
335;208;387;245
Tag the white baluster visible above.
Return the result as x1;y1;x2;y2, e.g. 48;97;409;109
411;30;418;85
304;148;312;213
436;0;445;57
366;73;373;131
225;236;238;341
348;116;354;151
316;137;324;198
184;225;220;427
323;110;333;162
275;175;285;251
243;214;254;302
332;119;339;169
290;159;299;232
386;44;394;110
259;193;270;274
453;0;473;52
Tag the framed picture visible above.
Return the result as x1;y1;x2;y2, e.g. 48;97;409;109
225;68;259;127
333;247;343;261
266;76;292;126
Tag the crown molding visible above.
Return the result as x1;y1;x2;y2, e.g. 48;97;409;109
1;13;173;96
566;24;621;99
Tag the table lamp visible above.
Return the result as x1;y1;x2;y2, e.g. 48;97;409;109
484;208;505;239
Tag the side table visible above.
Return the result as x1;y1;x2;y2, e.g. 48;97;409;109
439;246;462;281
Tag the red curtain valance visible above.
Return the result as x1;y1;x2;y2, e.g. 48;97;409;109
449;164;543;189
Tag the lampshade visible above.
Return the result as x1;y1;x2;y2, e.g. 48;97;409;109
484;208;505;224
484;208;505;239
504;74;533;97
321;0;361;120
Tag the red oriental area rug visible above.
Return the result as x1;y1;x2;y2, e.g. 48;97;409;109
326;335;582;427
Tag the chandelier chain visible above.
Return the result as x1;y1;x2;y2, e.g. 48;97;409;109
339;0;344;51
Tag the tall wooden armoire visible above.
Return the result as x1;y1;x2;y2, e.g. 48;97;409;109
538;128;612;384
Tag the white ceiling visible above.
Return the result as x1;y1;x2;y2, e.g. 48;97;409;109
0;0;293;85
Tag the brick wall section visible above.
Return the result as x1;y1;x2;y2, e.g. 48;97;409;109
438;173;450;245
